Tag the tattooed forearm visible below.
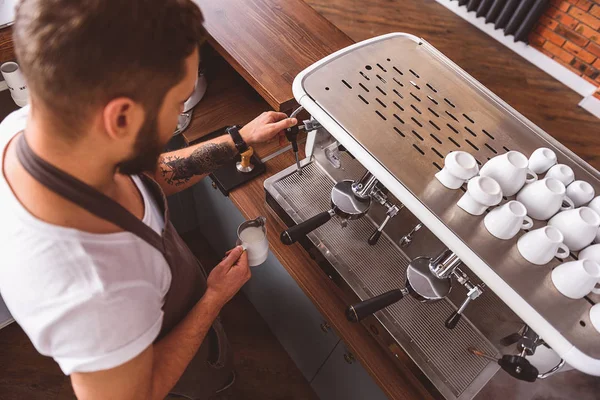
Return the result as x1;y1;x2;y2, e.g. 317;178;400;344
159;143;236;186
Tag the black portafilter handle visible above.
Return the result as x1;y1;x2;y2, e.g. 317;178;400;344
346;289;405;322
445;311;462;329
285;126;299;152
280;210;333;245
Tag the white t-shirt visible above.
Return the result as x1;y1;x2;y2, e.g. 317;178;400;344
0;107;172;375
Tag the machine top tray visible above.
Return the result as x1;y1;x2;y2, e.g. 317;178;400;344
292;33;600;374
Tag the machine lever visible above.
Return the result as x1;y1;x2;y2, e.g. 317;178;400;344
368;198;401;246
468;348;540;383
445;278;483;329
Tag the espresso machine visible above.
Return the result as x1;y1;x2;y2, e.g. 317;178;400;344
264;33;600;399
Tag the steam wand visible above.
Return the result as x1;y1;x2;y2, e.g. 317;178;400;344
286;106;305;175
285;105;322;176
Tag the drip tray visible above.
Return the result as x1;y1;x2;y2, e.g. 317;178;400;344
265;159;500;400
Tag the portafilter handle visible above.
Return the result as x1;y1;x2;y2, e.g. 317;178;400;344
280;209;335;245
346;288;408;322
368;203;401;246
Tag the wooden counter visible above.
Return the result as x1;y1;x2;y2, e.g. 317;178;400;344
227;151;437;400
0;27;14;64
193;0;353;111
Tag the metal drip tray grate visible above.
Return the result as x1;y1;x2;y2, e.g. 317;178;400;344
269;160;499;398
300;34;600;360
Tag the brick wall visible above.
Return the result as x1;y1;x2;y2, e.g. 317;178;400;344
528;0;600;100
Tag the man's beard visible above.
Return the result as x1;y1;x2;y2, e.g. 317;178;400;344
117;113;166;175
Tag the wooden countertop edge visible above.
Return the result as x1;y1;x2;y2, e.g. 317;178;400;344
227;151;435;400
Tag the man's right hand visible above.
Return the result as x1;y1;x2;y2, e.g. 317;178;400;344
206;246;251;308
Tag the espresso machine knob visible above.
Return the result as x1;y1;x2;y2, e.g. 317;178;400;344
468;348;539;383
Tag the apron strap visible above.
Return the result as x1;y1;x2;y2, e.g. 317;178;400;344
15;134;165;253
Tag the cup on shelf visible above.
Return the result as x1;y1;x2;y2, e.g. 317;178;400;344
528;147;557;174
435;151;479;189
588;197;600;243
457;176;502;216
545;164;575;186
579;243;600;263
548;207;600;252
590;304;600;334
479;151;537;196
516;177;574;221
551;259;600;299
566;180;595;207
483;201;533;240
0;62;29;107
577;244;600;295
586;196;600;215
517;226;569;265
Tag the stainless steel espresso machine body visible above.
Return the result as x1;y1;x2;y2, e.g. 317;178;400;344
264;33;600;399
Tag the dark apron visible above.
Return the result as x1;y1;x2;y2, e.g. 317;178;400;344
15;134;233;399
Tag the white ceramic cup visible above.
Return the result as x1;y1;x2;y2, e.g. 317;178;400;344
0;62;29;107
588;197;600;243
479;151;537;196
545;164;575;186
548;207;600;252
528;147;557;174
587;196;600;216
517;226;569;265
457;176;502;215
566;180;595;208
590;303;600;334
516;178;574;220
579;243;600;263
551;259;600;299
435;151;479;189
483;201;533;240
578;244;600;294
236;216;269;267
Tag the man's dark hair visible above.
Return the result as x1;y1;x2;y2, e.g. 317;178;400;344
13;0;206;137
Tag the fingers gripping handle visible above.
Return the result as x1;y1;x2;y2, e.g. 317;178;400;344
280;210;334;245
346;289;405;322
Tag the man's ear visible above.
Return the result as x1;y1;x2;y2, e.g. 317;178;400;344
103;98;145;140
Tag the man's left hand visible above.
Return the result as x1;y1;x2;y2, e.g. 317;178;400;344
239;111;297;145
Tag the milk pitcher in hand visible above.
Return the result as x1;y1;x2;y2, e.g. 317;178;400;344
237;216;269;266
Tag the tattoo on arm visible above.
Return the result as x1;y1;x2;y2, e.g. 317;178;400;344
159;143;236;186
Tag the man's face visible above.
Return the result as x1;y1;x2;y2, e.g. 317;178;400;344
118;48;200;175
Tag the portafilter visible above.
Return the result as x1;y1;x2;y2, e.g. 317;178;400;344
280;180;371;245
345;256;453;322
